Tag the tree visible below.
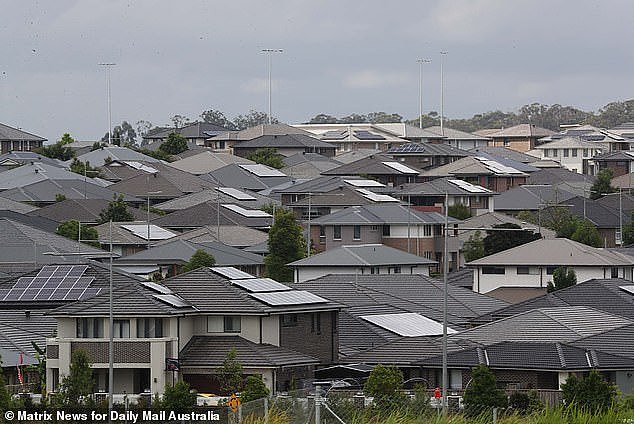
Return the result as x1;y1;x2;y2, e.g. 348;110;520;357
363;364;406;412
622;212;634;246
447;203;471;220
247;148;285;169
170;114;191;128
561;370;617;412
200;109;235;130
55;193;67;202
541;206;581;238
463;230;486;262
265;209;306;282
58;349;94;405
216;348;243;395
366;112;403;123
137;147;173;162
26;342;47;395
159;132;188;155
91;141;105;151
240;375;270;403
307;114;339;124
483;223;541;256
99;194;135;223
56;220;99;247
590;169;615;200
110;121;137;146
69;158;101;178
135;120;153;145
161;380;197;412
232;110;277;130
547;267;577;292
463;365;507;416
571;220;603;247
182;250;216;272
33;133;75;161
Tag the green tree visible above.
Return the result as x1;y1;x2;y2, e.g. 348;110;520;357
265;209;306;282
200;109;235;130
622;212;634;246
182;249;216;272
463;230;486;262
232;110;278;130
58;349;94;405
91;141;105;151
541;206;581;238
571;220;603;247
561;370;617;412
590;169;615;200
26;342;47;395
447;203;471;220
170;114;191;128
55;193;67;202
99;194;135;223
216;348;243;395
159;132;188;155
508;390;543;415
137;148;173;161
161;380;197;412
307;114;339;124
69;158;101;178
240;375;270;403
363;364;407;412
547;267;577;292
483;223;541;256
247;148;285;169
463;364;507;416
33;133;75;161
56;220;100;247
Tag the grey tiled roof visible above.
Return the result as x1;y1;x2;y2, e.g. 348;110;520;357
233;134;335;149
181;336;318;368
424;126;490;141
544;196;629;229
155;225;268;249
0;123;46;141
493;184;577;211
154;188;275;212
211;124;313;141
572;324;634;359
152;201;272;230
206;164;291;192
0;309;56;366
469;146;540;163
169;151;254;175
28;199;157;223
387;142;470;156
0;196;38;214
290;244;436;267
395;177;497;197
0;179;140;203
74;146;162;166
311;204;456;225
0;163;83;190
457;211;556;241
0;151;63;167
282;152;342;167
322;154;423;176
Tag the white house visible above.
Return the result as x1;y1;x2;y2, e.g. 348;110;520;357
467;238;634;295
530;137;603;175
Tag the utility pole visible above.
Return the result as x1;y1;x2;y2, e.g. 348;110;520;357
416;59;431;129
439;52;448;136
98;63;116;144
261;49;283;124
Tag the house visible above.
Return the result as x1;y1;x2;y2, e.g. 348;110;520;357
386;142;470;170
93;221;178;256
419;156;527;192
594;150;634;177
153;225;268;250
539;124;629;152
277;176;394;207
611;172;634;191
73;146;162;167
394;177;497;216
474;124;554;152
168;151;254;175
46;266;341;395
27;199;156;224
321;154;423;187
205;123;314;152
205;163;291;192
289;244;437;282
0;162;88;191
0;123;46;154
232;134;336;159
281;153;342;179
467;238;634;295
493;184;577;215
0;151;65;170
609;122;634;143
530;137;602;174
0;196;39;214
469;146;540;164
153;187;276;213
309;204;461;271
142;122;231;147
524;167;594;197
424;126;490;150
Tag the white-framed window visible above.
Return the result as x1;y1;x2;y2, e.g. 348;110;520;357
553;149;558;157
563;149;569;157
208;316;242;333
76;318;104;338
333;225;342;240
353;225;361;240
113;320;131;338
572;149;577;157
137;318;163;338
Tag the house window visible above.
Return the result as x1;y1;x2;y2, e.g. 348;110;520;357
137;318;163;338
333;225;342;240
223;316;241;333
382;225;391;236
424;251;433;259
390;266;402;274
572;149;578;157
76;318;104;338
516;266;530;275
546;266;559;275
424;225;432;237
370;225;379;232
563;149;569;157
353;225;361;240
544;149;549;158
552;149;558;157
481;266;505;275
113;320;131;338
583;149;588;157
611;267;619;278
281;314;298;327
311;313;321;334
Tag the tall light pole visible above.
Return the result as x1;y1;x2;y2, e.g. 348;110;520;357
261;49;283;124
416;59;431;129
98;63;116;145
442;191;449;419
439;52;448;136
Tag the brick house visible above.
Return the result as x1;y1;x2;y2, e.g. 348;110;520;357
0;123;46;154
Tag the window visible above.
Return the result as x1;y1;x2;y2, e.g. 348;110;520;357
76;318;104;338
481;266;505;275
424;225;432;237
583;149;588;157
516;266;530;275
333;225;342;240
113;320;131;338
311;313;321;334
552;149;558;157
546;266;559;275
281;314;298;327
572;149;577;157
382;225;390;236
319;226;325;238
223;316;241;333
370;225;379;232
390;266;402;274
137;318;163;338
611;267;619;278
544;149;549;158
503;138;510;146
563;149;569;157
424;251;433;260
353;225;361;240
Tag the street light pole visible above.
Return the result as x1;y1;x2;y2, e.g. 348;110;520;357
108;219;114;419
442;191;448;419
416;59;431;129
307;193;312;258
261;49;283;124
98;63;116;145
439;52;448;136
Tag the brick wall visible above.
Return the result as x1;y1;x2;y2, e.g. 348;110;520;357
71;341;150;363
279;311;338;364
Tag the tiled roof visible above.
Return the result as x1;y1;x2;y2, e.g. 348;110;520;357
0;179;140;203
155;225;268;248
322;154;423;176
0;123;46;142
424;126;490;141
493;184;577;211
290;244;436;267
233;134;335;149
311;204;456;225
387;143;470;156
152;201;272;230
469;147;540;164
154;188;275;212
169;151;254;175
28;199;156;223
480;124;554;139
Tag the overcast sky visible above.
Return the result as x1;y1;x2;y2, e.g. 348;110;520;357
1;0;633;141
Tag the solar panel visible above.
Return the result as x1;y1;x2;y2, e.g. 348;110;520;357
141;281;173;294
356;188;399;203
65;289;85;300
13;278;31;288
124;161;158;174
217;187;257;201
79;288;102;300
250;290;328;306
231;278;292;293
67;265;89;277
619;286;634;295
222;204;272;218
50;289;71;300
211;267;254;280
359;313;457;337
475;157;524;175
19;289;38;301
153;294;190;308
381;161;419;174
354;130;385;140
0;265;96;302
121;224;177;240
344;179;385;187
239;164;287;177
448;179;490;193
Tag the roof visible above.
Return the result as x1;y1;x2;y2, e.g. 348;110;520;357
153;188;275;212
373;123;447;139
493;184;577;211
290;244;436;267
287;186;396;208
572;324;634;359
479;124;555;139
456;211;556;241
292;123;407;144
311;204;457;226
424;126;490;141
282;160;342;180
277;175;391;195
469;147;540;164
611;172;634;190
395;177;495;197
73;147;162;166
115;239;264;266
144;122;231;140
232;133;335;150
322;154;423;176
155;225;268;248
467;238;634;267
544;196;629;229
28;199;156;223
152;201;273;229
609;122;634;139
0;123;46;142
168;151;254;175
0;179;140;203
387;142;470;157
205;163;291;192
213;123;313;141
282;152;341;167
0;196;38;214
180;336;318;368
526;167;594;185
0;309;56;366
334;149;382;164
541;124;626;144
0;151;64;167
0;162;84;190
93;221;176;245
420;156;527;178
483;287;547;304
594;150;634;161
533;136;604;150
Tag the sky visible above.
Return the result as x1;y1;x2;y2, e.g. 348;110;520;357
1;0;633;142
